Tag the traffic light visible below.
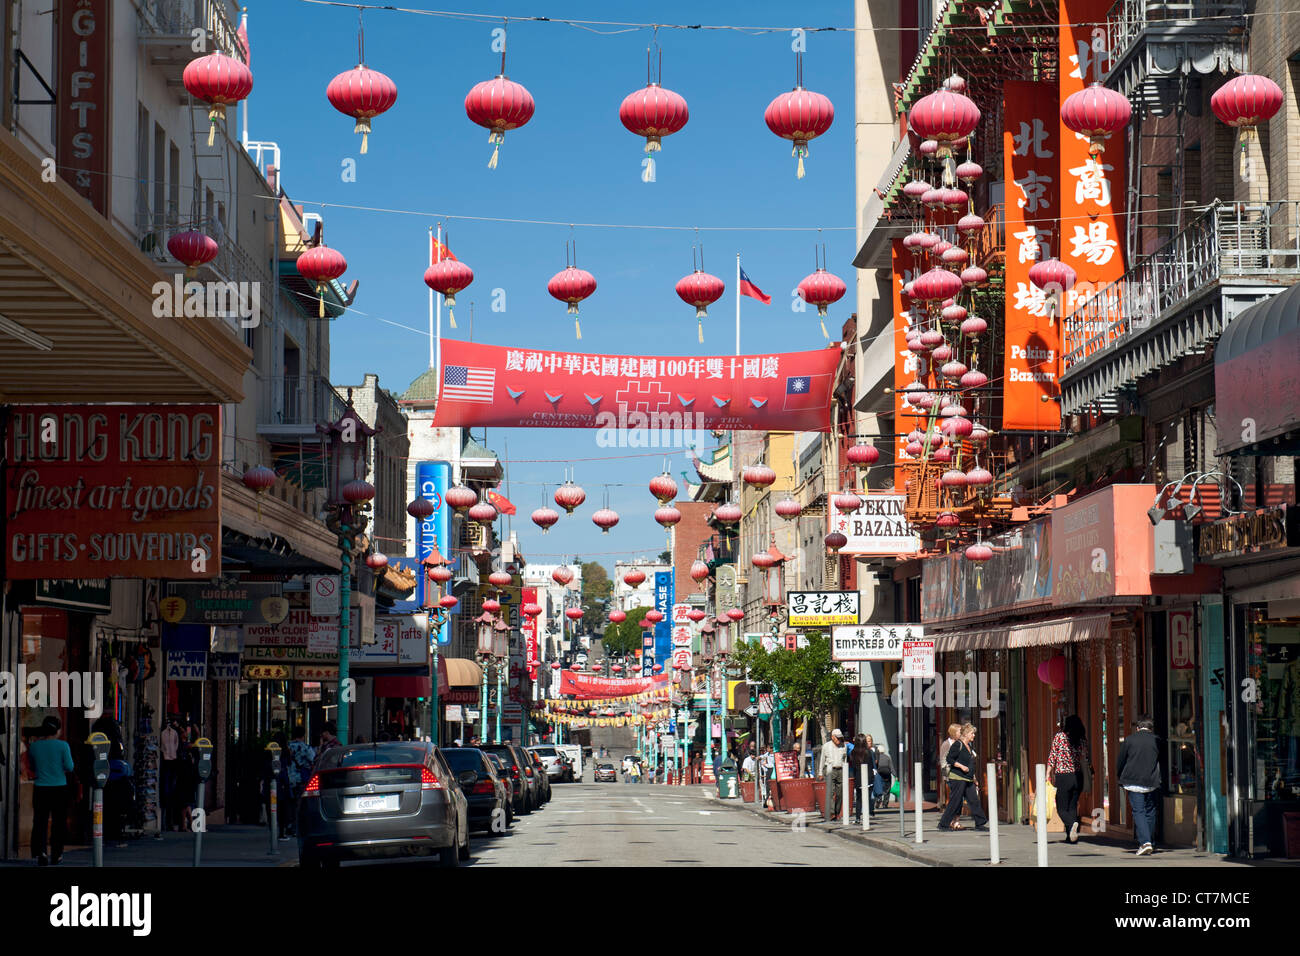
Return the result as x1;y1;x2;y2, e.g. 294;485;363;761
749;686;758;705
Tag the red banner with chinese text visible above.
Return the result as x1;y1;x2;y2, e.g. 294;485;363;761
558;671;671;700
429;340;839;431
1003;81;1063;430
1059;0;1128;367
891;240;927;491
523;587;539;681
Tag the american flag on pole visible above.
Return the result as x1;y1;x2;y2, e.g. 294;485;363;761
442;365;495;403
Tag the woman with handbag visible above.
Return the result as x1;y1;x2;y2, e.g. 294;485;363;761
938;723;989;831
25;716;76;866
1046;714;1091;843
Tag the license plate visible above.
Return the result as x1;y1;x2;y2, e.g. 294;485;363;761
344;793;400;814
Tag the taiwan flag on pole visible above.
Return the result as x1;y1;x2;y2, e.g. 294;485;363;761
739;267;771;304
486;489;516;515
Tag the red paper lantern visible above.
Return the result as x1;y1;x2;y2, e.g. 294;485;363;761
1037;653;1067;691
942;469;969;488
407;497;435;520
297;245;347;318
654;506;682;528
548;266;597;339
1028;258;1077;324
774;496;802;520
1211;74;1284;181
687;609;706;623
622;569;646;587
364;552;388;571
965;543;993;562
167;231;219;279
592;508;620;534
488;570;512;588
940;417;974;439
326;65;398;154
242;465;276;493
712;503;742;524
531;506;560;533
608;609;627;624
764;80;834;179
966;467;994;487
956;161;983;183
935;512;961;531
551;662;562;670
742;464;777;488
646;609;665;624
648;472;678;503
611;664;624;673
825;531;847;550
619;82;689;153
960;266;988;288
565;607;584;621
910;267;964;303
797;268;848;339
465;75;535;168
676;270;726;342
428;565;453;584
439;594;459;610
342;479;375;504
751;551;775;569
726;608;745;622
908;88;980;184
468;501;498;525
183;51;253;145
690;560;710;584
552;566;575;586
833;493;862;514
445;485;479;513
482;598;501;614
847;443;880;470
1060;82;1131;157
424;258;474;328
554;480;586;514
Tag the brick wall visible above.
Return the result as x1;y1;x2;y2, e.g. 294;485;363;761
671;501;714;602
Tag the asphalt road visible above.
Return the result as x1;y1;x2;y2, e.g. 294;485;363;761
468;778;918;867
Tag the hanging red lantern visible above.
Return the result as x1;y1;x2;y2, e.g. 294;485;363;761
482;598;501;614
444;485;479;513
468;501;498;525
297;245;347;318
167;231;219;279
847;443;880;470
648;472;678;503
619;81;689;153
774;496;802;520
956;213;984;236
565;607;584;621
690;560;710;584
622;569;646;587
342;479;375;504
608;609;627;624
488;570;512;588
742;464;777;488
796;268;848;339
751;551;775;569
424;258;474;329
365;551;388;571
960;266;988;288
465;74;535;168
183;51;253;146
611;664;624;674
531;506;560;533
687;609;707;623
439;594;459;610
242;465;275;520
654;506;682;528
910;267;964;303
407;497;435;520
552;566;575;586
428;565;453;584
965;543;993;563
956;160;983;184
1060;82;1131;158
942;469;969;488
676;270;726;343
940;416;973;439
1028;258;1077;325
908;89;980;185
592;508;620;534
646;609;666;624
726;608;745;622
825;531;848;550
712;503;742;525
935;512;961;531
903;178;931;200
833;493;862;514
554;480;586;514
966;466;994;487
550;662;562;670
961;315;988;337
547;266;597;340
326;65;398;154
1211;74;1284;181
764;68;834;179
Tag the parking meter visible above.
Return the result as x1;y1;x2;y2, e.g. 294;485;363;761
192;738;212;867
87;732;110;867
265;742;281;856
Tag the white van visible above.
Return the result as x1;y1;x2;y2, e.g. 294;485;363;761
555;744;582;781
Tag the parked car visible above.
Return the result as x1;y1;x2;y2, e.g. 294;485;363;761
530;751;552;804
484;752;520;816
527;745;567;781
594;763;618;783
480;743;541;814
442;747;511;833
297;742;470;868
555;744;582;781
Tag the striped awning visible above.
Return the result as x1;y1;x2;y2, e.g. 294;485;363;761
934;614;1111;653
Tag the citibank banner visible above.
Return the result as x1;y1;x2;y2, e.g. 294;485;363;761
429;339;838;432
415;460;451;645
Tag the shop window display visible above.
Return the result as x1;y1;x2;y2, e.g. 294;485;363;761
1251;619;1300;801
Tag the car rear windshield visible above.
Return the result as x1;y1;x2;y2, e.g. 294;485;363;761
481;745;519;766
318;743;428;769
531;747;557;756
442;749;485;773
319;766;424;788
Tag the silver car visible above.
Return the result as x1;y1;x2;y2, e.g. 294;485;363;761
297;742;471;868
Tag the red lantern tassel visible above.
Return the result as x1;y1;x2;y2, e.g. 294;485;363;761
355;117;371;155
575;317;581;340
698;319;703;344
318;285;326;319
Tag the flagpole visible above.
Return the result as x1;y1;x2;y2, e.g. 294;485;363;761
735;253;741;357
429;226;435;370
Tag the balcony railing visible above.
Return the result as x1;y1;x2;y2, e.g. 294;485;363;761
260;374;346;428
137;0;247;62
969;204;1004;274
1104;1;1247;101
1063;201;1300;370
1108;0;1245;65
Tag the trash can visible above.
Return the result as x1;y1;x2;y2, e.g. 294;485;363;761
716;760;739;799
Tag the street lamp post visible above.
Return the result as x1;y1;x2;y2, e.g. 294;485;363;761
475;611;495;742
414;518;455;745
760;534;789;760
493;617;508;743
716;617;734;759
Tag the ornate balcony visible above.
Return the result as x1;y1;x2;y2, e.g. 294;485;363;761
1104;0;1246;109
1060;201;1300;416
137;0;247;99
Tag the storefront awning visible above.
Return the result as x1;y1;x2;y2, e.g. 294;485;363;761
1215;280;1300;456
374;675;431;698
934;613;1112;652
443;657;483;687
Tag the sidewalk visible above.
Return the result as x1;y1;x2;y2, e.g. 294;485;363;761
703;788;1285;867
1;826;297;868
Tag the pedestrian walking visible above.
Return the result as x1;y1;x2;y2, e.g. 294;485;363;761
318;721;340;754
873;740;894;810
849;733;874;823
938;723;988;830
160;714;184;831
286;726;316;838
760;745;776;807
1117;714;1161;856
1047;714;1092;844
938;723;960;806
819;729;848;822
710;745;722;782
25;716;75;866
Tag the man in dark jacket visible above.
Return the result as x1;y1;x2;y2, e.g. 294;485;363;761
1117;715;1161;855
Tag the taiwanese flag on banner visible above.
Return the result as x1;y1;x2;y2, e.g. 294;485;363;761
486;490;516;515
783;373;830;410
739;266;771;304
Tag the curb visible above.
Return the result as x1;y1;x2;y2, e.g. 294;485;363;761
704;790;960;867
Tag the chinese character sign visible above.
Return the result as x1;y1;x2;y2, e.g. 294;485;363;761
1003;81;1062;430
430;339;839;432
891;240;930;490
1059;0;1127;361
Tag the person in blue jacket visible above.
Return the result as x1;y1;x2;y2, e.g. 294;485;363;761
26;716;75;866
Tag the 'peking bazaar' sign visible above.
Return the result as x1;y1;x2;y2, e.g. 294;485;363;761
4;405;222;579
430;339;838;432
1059;0;1127;365
558;671;671;700
1003;81;1062;430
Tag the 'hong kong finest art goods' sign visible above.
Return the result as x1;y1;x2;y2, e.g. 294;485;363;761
4;405;222;579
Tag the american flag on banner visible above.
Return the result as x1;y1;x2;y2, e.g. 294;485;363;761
442;365;494;403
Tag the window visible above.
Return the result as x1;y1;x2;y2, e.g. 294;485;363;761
167;142;180;227
136;105;150;226
152;123;165;236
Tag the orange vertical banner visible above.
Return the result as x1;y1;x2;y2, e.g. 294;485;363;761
891;239;925;493
1003;81;1062;430
1059;0;1128;365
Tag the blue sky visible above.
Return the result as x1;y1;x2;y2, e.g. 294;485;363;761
248;1;858;570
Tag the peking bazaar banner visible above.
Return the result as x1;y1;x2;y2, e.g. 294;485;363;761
1059;0;1127;364
4;405;221;579
1003;81;1063;430
430;339;838;432
558;671;671;700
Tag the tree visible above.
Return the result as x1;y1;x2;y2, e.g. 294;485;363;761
658;550;671;563
579;560;611;623
729;633;849;750
600;605;648;657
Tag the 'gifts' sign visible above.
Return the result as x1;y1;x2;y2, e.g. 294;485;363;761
58;0;112;215
4;405;222;579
